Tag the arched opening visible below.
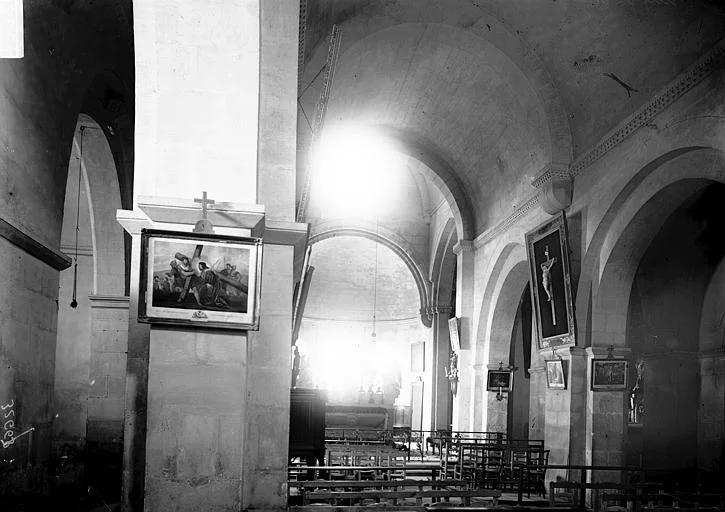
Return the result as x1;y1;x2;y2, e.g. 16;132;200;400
430;219;458;432
507;283;533;441
54;114;127;503
296;236;430;432
485;258;532;434
624;182;725;488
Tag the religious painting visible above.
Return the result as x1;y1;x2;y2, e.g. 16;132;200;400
486;370;513;392
545;359;567;389
139;229;262;330
591;359;628;391
525;211;576;350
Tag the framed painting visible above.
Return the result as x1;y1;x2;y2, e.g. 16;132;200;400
486;370;513;392
591;359;628;391
525;211;576;350
545;359;567;389
139;229;262;330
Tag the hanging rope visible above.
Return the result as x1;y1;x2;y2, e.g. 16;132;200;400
70;126;85;308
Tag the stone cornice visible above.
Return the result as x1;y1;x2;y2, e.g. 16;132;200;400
89;294;130;309
0;217;72;271
531;162;571;188
473;40;725;249
474;192;540;249
452;240;474;255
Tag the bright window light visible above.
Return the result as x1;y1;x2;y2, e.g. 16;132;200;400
312;126;404;218
0;0;23;58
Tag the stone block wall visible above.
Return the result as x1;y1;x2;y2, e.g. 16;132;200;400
0;239;59;494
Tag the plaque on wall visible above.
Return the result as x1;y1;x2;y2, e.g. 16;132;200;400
139;229;262;330
525;212;576;350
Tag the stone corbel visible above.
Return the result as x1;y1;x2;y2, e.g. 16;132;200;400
532;162;572;215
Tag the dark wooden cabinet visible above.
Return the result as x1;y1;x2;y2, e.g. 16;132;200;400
289;388;326;465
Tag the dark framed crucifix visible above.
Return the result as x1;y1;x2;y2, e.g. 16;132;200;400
138;229;262;330
525;211;575;350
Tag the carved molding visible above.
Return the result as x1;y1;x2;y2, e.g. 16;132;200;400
570;41;725;178
474;192;540;249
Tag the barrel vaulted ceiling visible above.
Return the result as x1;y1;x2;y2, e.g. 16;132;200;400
297;0;725;236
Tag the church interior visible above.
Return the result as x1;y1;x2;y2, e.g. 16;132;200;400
1;0;725;511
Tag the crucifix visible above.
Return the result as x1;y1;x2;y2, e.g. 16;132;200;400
540;245;557;325
193;191;215;234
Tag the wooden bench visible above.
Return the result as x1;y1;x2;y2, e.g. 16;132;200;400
290;479;501;507
289;465;442;482
601;491;725;512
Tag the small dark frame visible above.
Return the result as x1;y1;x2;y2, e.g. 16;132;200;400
139;229;263;330
525;211;576;350
486;370;513;392
545;359;567;389
591;359;628;391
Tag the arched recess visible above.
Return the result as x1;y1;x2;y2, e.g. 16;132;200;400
54;114;128;503
376;125;476;241
485;259;530;433
310;226;433;327
579;147;725;475
584;148;725;348
471;242;530;430
429;218;458;430
77;71;134;293
575;147;711;345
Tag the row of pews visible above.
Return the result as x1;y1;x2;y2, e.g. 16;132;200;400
288;428;724;512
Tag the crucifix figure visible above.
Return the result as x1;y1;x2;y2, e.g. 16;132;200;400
540;245;557;325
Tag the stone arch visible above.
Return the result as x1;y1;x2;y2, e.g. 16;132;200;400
376;125;476;241
471;242;528;429
430;218;458;298
67;114;126;296
578;147;725;348
310;225;432;327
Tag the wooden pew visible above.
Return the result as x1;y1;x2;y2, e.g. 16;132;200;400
290;479;501;508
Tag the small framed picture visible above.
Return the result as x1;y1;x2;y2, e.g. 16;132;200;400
139;229;262;330
591;359;628;391
545;359;567;389
486;370;513;392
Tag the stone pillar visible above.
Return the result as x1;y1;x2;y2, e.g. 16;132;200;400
243;2;301;509
584;346;631;482
431;306;453;430
452;240;474;430
124;1;302;510
470;364;486;431
697;354;725;472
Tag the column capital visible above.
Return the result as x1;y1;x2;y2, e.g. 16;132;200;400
429;305;454;316
452;239;474;255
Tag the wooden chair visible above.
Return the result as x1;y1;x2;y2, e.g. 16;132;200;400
525;448;549;497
